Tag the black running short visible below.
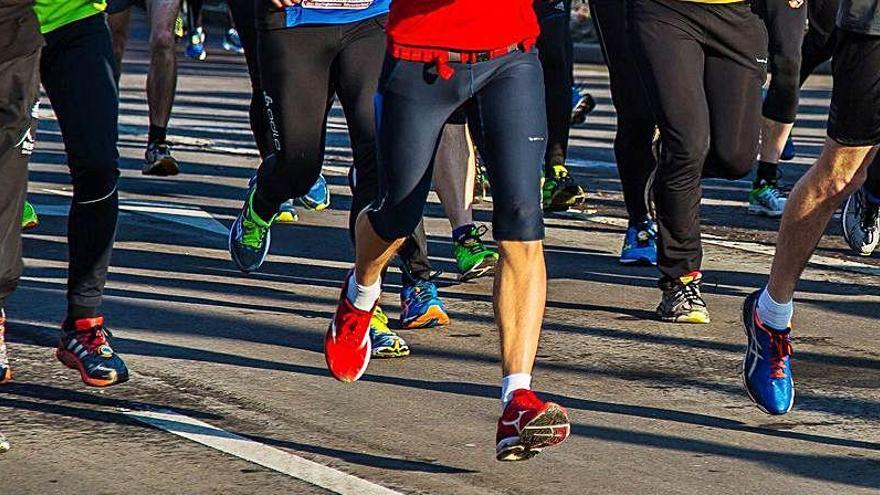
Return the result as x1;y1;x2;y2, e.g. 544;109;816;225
828;30;880;147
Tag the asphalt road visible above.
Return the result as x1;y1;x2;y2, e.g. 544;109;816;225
1;11;879;495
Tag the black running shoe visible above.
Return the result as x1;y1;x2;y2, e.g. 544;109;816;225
657;272;711;324
144;141;180;176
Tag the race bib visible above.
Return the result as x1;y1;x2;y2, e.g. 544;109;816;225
300;0;373;9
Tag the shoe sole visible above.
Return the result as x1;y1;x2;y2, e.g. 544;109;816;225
619;257;656;267
143;157;180;177
275;211;299;224
496;404;571;462
400;306;450;330
740;299;795;415
371;347;411;359
747;206;783;218
841;195;877;256
460;257;497;282
659;311;711;324
56;348;128;388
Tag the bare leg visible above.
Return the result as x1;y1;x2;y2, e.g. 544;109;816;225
496;240;546;376
433;122;476;230
354;210;405;286
146;0;180;129
758;118;794;165
107;8;133;77
767;138;877;302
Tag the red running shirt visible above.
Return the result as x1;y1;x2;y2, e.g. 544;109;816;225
386;0;540;51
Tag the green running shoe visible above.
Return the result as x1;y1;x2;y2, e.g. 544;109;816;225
453;224;499;282
229;185;277;273
370;307;410;358
21;201;38;230
542;164;587;212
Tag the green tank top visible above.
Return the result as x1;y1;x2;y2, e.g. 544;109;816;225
34;0;107;34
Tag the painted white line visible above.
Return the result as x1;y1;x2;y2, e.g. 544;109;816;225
33;192;229;237
584;214;880;277
122;409;404;495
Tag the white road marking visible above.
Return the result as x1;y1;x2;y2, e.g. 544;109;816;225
33;191;229;237
584;214;880;277
122;409;404;495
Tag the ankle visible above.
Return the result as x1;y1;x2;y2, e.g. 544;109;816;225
501;373;532;409
345;272;381;312
452;223;476;242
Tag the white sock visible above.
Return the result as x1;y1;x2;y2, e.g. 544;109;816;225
501;373;532;409
757;287;793;331
345;272;381;312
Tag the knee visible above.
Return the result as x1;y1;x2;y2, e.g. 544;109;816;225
493;199;544;241
368;200;423;241
771;55;801;90
814;152;870;202
661;138;710;184
71;160;120;203
150;30;175;55
709;144;755;180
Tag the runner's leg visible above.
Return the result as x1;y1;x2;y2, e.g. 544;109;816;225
145;0;180;141
40;14;121;322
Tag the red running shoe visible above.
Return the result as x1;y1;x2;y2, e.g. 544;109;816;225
325;275;374;382
496;389;570;461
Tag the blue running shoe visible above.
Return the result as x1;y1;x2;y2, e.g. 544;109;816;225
400;279;450;330
620;222;657;266
742;290;795;415
294;174;330;211
780;134;796;161
229;183;277;272
185;27;206;61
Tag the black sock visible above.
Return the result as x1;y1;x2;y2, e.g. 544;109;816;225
148;124;167;144
755;161;778;185
251;187;279;222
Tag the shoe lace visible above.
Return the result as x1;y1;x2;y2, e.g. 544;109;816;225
241;215;268;248
76;325;113;354
768;331;793;379
461;225;491;255
671;280;706;311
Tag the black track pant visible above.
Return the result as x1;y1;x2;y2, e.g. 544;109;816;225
253;18;432;281
629;0;767;280
753;0;807;124
591;0;655;226
535;0;573;173
40;14;121;315
0;48;41;311
227;0;272;158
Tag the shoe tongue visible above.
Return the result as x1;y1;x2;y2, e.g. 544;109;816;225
74;316;104;332
678;271;702;285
